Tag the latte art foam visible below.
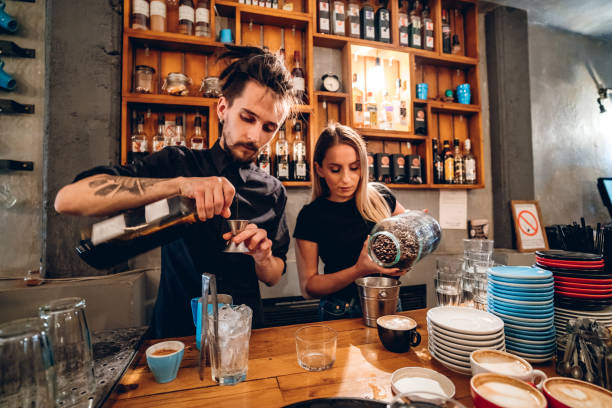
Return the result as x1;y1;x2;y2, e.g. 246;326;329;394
477;381;541;408
476;354;530;376
378;316;416;330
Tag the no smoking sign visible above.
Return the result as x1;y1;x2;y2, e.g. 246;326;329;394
517;210;539;236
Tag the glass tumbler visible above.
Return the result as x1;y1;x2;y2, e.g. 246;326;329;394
0;317;56;407
295;325;337;372
435;258;463;307
39;297;95;406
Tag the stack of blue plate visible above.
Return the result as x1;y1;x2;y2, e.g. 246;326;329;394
487;266;556;363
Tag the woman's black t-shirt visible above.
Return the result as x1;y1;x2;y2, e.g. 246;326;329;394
293;184;397;301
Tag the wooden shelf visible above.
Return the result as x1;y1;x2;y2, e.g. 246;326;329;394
355;128;427;141
386;184;432;189
293;104;313;113
431;183;484;189
282;181;311;188
414;52;478;68
216;0;310;29
414;99;481;114
126;29;228;53
125;94;218;107
314;91;348;103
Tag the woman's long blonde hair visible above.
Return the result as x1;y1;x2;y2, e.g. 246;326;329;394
312;124;392;223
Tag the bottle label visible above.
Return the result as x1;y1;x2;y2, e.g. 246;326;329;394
191;141;204;150
348;5;359;17
399;14;408;27
296;163;307;177
425;20;433;31
266;0;272;7
320;1;329;11
179;5;195;22
334;3;344;14
365;10;374;20
292;77;305;92
320;18;330;31
465;160;476;181
91;215;127;245
259;160;270;175
132;139;148;153
196;8;210;23
278;163;289;178
400;32;409;46
150;1;166;17
153;140;165;152
444;158;454;180
350;22;360;36
334;19;345;33
381;27;390;40
443;26;451;35
145;199;170;223
133;0;149;16
412;34;422;47
426;36;434;49
366;25;375;38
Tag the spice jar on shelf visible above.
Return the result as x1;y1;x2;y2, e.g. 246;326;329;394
134;65;156;93
199;76;221;98
162;72;192;96
368;210;441;271
150;0;167;32
132;0;150;30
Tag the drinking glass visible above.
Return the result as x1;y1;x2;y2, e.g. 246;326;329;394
435;258;463;307
295;325;337;372
39;297;95;406
208;304;252;385
0;317;56;407
473;272;489;311
463;239;494;255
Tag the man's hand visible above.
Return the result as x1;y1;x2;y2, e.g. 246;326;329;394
223;224;273;264
354;239;405;277
178;176;235;221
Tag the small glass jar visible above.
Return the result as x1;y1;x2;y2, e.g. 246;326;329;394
368;210;441;270
134;65;155;93
162;72;192;96
199;76;221;98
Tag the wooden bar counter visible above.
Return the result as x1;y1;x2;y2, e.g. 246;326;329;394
105;309;557;407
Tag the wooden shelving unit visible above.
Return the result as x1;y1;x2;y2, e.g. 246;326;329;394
121;0;484;189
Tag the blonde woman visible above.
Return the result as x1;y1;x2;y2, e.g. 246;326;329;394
293;124;407;320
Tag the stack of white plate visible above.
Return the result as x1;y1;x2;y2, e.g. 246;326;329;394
555;305;612;350
426;306;505;375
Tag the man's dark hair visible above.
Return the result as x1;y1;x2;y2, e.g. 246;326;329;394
218;45;296;112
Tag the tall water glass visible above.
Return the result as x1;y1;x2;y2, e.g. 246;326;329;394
39;297;95;406
435;258;463;306
473;272;489;311
463;239;494;256
0;318;55;407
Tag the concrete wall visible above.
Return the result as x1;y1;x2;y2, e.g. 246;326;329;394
0;0;45;277
528;24;612;225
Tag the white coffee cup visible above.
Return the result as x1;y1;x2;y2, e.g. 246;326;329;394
470;349;547;386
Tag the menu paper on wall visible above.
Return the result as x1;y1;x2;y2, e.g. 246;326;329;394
439;190;467;230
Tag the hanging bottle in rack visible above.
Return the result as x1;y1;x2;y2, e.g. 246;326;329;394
422;1;434;51
292;121;308;181
153;114;166;153
398;0;409;47
347;0;361;38
318;0;331;34
291;51;307;104
191;116;207;150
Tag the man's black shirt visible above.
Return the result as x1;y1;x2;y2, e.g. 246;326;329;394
75;142;290;338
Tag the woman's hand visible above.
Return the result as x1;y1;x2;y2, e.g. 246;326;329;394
354;239;405;277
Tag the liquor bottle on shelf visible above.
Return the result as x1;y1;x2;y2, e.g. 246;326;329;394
265;0;272;8
453;139;465;184
257;144;272;175
442;9;451;53
398;0;409;47
318;0;331;34
331;0;346;36
392;79;402;129
190;116;207;150
130;115;149;163
442;140;454;184
132;0;150;30
292;121;308;181
275;124;290;181
366;91;377;129
272;0;278;9
409;0;422;49
400;79;410;128
172;115;187;146
194;0;211;37
464;138;477;184
346;0;360;38
352;73;364;128
432;139;444;184
291;51;307;104
178;0;195;35
375;3;391;43
360;0;375;41
422;1;434;51
381;91;393;130
152;114;166;153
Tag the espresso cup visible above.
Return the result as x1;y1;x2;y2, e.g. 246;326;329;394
541;377;612;408
470;349;547;386
377;315;421;353
146;341;185;383
470;373;547;408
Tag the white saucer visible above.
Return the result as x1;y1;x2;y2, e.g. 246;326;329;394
390;367;456;398
430;331;506;352
427;307;504;335
427;319;505;341
488;293;553;306
431;337;503;358
428;326;504;347
429;343;471;367
429;346;473;375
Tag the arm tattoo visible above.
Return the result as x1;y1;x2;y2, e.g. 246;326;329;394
89;175;162;197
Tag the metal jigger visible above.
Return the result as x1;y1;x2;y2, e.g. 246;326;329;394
224;219;249;253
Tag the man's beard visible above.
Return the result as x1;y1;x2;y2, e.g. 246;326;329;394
221;129;260;164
